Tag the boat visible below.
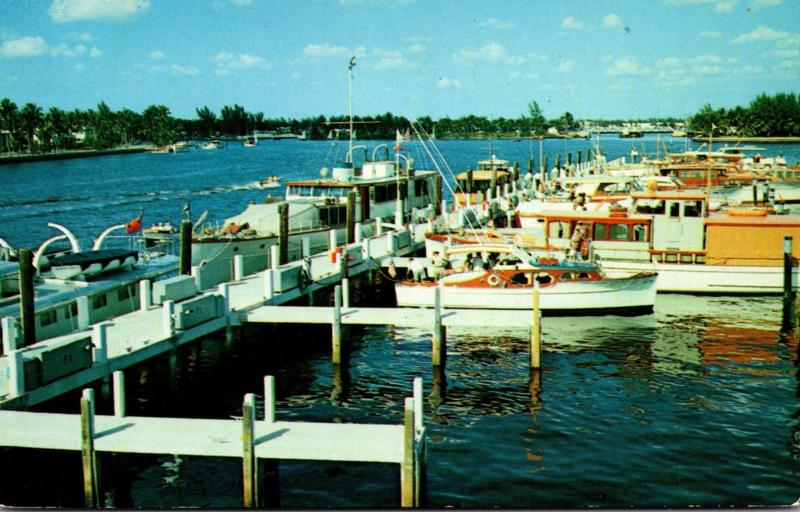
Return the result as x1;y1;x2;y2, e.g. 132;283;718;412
515;189;800;294
394;246;657;315
453;153;514;209
48;249;138;280
149;146;172;154
257;176;281;189
244;131;258;148
201;140;220;150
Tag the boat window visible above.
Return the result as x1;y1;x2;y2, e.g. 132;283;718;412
633;224;648;242
593;223;607;240
684;201;701;217
609;224;630;241
535;274;552;285
560;272;573;281
70;302;78;317
577;272;590;279
39;308;58;327
92;294;108;309
510;272;527;284
414;180;428;197
294;186;315;197
319;208;329;225
549;221;569;239
669;202;681;218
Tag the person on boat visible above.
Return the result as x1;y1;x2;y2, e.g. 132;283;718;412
430;250;448;280
572;192;587;211
472;253;486;271
407;258;426;282
461;253;474;272
570;223;586;259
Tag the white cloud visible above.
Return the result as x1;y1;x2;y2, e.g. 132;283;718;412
509;71;539;81
437;77;461;88
50;43;86;58
149;50;164;60
698;31;721;38
213;51;272;74
731;25;789;43
561;16;583;30
303;43;350;58
742;63;766;73
657;56;682;67
602;13;622;28
556;60;575;72
0;36;48;58
49;0;151;22
74;62;86;70
409;44;426;53
375;56;408;69
714;0;737;12
230;0;251;4
692;64;723;74
604;56;652;75
528;52;549;62
664;0;739;12
453;42;524;66
169;64;200;76
90;46;101;58
485;17;516;30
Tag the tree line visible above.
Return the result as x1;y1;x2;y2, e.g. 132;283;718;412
1;92;797;153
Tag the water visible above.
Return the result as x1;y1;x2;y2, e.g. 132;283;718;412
1;137;799;508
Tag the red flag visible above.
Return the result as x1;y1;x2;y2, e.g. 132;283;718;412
126;213;142;233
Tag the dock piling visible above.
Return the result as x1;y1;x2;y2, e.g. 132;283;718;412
332;284;343;364
401;397;416;507
242;393;259;508
179;220;192;276
346;191;356;244
263;375;275;423
328;229;337;253
162;300;176;337
262;269;274;300
92;322;110;364
8;349;24;396
278;203;289;265
432;286;446;367
342;278;350;308
77;296;91;330
354;222;362;243
233;254;244;281
81;388;101;508
18;248;35;347
270;245;279;271
531;278;542;369
1;316;19;354
138;279;152;310
112;371;126;418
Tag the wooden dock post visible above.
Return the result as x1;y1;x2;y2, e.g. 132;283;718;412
346;191;356;244
8;349;24;396
162;300;176;337
270;245;279;271
262;269;274;301
278;203;289;265
354;222;362;243
434;176;443;215
401;396;415;508
432;285;446;367
531;278;542;369
1;316;19;355
18;248;35;347
242;393;260;508
783;235;794;329
263;375;275;423
332;284;343;364
113;370;126;418
92;322;109;364
328;229;337;253
81;388;101;508
233;254;244;281
139;279;152;310
466;169;474;194
376;217;383;236
261;376;280;506
77;296;91;330
179;220;192;276
342;277;350;308
413;377;427;507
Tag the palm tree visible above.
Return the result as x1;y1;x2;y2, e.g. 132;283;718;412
196;106;217;138
20;102;44;152
0;98;19;152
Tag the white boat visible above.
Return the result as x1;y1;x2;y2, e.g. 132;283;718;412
395;254;657;315
517;190;800;294
201;140;220;150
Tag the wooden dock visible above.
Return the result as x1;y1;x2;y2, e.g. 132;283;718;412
0;374;428;507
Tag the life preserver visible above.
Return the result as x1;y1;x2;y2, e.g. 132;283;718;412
487;274;501;287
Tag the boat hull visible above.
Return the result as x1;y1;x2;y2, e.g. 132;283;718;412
395;273;657;315
599;260;797;294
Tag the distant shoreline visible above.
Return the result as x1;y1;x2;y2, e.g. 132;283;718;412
690;136;800;144
0;146;149;165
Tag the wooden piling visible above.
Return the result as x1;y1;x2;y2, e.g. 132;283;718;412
432;286;446;367
342;277;350;308
401;397;415;508
542;155;549;180
113;370;126;418
332;284;343;364
242;393;258;508
512;161;519;181
179;220;192;276
263;375;275;423
278;203;289;265
531;277;542;369
81;389;100;508
139;279;152;310
783;235;793;303
434;176;442;214
528;159;534;175
346;191;356;244
18;248;35;347
413;377;426;507
577;151;582;166
466;169;474;194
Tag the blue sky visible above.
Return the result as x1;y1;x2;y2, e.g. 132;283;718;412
0;0;798;120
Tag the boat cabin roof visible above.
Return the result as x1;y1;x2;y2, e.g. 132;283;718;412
455;169;511;180
630;190;707;201
533;209;652;224
705;211;800;227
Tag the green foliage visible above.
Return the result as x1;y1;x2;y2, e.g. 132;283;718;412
689;92;800;137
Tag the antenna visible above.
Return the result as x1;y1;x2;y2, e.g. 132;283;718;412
347;56;356;164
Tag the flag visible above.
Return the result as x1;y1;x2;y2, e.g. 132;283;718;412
394;129;403;152
126;210;142;233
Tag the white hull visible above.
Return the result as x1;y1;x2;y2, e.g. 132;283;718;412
599;260;796;294
395;273;657;314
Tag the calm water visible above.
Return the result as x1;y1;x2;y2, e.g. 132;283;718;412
1;137;799;508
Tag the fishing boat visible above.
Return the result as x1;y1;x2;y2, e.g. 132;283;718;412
395;247;657;315
244;131;258;147
516;190;800;293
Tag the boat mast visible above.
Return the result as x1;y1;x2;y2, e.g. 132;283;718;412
347;56;356;164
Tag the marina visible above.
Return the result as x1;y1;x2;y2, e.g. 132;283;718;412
1;135;799;507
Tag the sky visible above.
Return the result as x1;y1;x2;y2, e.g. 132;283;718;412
0;0;798;121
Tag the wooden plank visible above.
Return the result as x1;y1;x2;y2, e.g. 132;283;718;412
0;412;404;463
